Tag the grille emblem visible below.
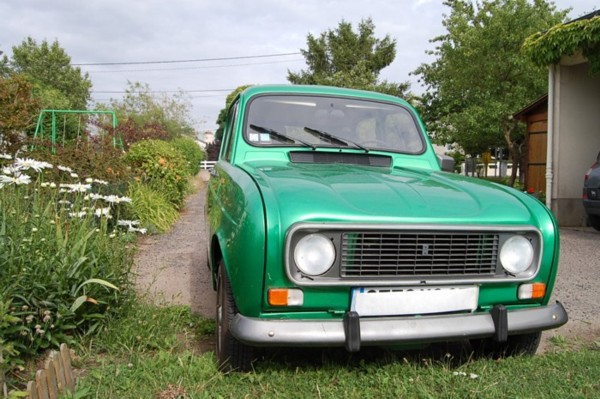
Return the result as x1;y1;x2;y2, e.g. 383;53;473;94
422;244;430;256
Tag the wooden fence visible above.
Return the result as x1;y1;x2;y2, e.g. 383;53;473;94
22;343;75;399
27;344;75;399
200;160;216;170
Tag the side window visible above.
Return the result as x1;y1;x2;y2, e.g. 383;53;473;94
223;101;239;162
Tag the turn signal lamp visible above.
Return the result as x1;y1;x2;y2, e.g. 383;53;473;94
518;283;546;300
268;288;304;306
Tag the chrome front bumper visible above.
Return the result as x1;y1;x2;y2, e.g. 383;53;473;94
230;302;568;348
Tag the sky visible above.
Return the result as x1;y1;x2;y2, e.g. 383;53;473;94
1;0;598;136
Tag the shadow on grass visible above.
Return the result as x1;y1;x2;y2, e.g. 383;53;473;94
252;340;478;371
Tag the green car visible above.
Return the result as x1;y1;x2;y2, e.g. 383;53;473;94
206;84;567;371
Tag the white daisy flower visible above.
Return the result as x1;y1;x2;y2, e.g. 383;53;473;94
14;158;52;172
0;153;12;160
60;183;91;193
0;174;32;186
103;195;118;203
57;165;73;173
69;211;87;218
2;166;20;175
94;207;112;218
117;219;141;227
87;193;105;201
70;173;78;178
103;195;132;204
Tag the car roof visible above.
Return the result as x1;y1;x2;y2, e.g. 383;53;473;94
239;84;413;108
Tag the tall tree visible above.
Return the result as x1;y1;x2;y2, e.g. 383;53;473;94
215;84;252;141
3;37;92;110
288;18;410;98
413;0;566;184
106;81;196;140
0;74;41;151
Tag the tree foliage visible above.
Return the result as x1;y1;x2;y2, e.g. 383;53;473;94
523;14;600;74
2;37;92;110
288;18;410;98
413;0;566;183
105;81;196;140
0;74;41;150
215;84;252;141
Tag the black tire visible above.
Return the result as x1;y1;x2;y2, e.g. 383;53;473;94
588;214;600;231
216;262;254;371
470;331;541;359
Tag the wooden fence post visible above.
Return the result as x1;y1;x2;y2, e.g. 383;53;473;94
25;343;75;399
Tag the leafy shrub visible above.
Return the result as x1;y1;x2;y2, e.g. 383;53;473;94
170;136;205;176
205;140;221;161
0;153;141;371
29;136;131;184
128;182;179;233
125;140;190;208
114;118;170;150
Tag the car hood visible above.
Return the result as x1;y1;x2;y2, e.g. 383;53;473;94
241;161;536;227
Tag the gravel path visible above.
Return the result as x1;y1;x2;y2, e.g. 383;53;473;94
541;226;600;350
133;175;215;318
133;177;600;351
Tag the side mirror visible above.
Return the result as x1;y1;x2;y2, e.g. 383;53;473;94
437;154;455;173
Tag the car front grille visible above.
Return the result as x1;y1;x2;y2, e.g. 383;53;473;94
340;231;499;277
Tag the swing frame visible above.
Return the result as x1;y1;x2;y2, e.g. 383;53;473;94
32;110;123;153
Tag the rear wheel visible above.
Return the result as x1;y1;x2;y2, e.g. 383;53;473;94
588;214;600;231
470;332;541;359
216;262;254;371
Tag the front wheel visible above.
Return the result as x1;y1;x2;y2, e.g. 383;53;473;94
470;331;541;359
216;262;254;371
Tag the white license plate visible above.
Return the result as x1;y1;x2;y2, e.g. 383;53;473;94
351;286;479;316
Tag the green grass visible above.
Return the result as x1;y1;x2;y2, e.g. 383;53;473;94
63;303;600;399
128;182;180;233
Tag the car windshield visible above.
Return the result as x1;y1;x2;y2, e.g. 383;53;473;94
244;95;425;154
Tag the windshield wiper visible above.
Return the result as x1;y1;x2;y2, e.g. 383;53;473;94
303;126;369;152
250;124;314;149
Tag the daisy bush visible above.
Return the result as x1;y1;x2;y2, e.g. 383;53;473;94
0;153;145;370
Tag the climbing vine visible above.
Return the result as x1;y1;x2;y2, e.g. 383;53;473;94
523;15;600;74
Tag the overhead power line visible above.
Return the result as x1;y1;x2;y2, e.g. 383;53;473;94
86;58;304;73
74;52;301;66
91;88;236;94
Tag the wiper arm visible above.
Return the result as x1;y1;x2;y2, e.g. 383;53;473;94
303;126;369;152
250;124;315;149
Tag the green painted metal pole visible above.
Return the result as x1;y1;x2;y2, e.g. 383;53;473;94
51;112;57;154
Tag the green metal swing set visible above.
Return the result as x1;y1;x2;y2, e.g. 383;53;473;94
32;109;124;153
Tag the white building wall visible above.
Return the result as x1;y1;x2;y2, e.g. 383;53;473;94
553;61;600;225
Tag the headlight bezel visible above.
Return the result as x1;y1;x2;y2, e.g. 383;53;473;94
293;233;336;276
499;234;536;276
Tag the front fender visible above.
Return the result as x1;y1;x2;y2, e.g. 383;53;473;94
207;161;266;316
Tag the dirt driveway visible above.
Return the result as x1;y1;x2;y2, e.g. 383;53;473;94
134;179;600;352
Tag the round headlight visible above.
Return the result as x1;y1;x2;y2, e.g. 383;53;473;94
500;235;534;274
294;234;335;276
